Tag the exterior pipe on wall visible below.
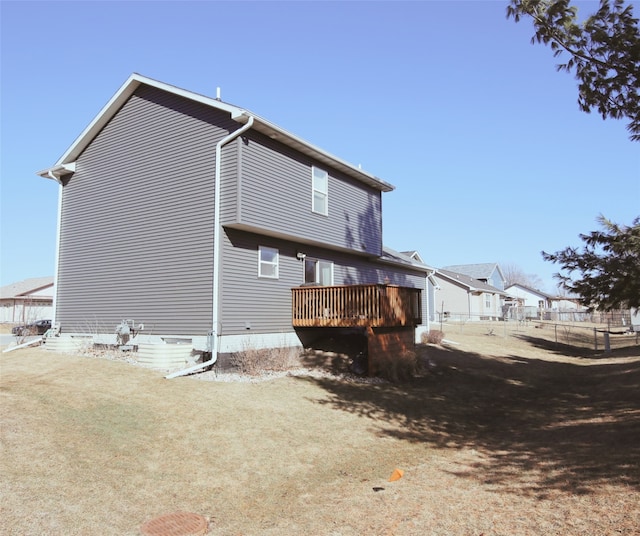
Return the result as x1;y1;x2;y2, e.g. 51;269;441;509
166;114;255;379
2;336;44;354
53;178;63;326
47;170;65;327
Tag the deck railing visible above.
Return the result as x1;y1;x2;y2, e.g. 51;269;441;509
292;284;422;328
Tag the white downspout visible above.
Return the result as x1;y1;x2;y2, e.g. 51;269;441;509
426;268;436;330
167;114;254;379
48;171;63;327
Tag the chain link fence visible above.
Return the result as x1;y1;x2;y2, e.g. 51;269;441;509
503;306;633;327
434;310;640;354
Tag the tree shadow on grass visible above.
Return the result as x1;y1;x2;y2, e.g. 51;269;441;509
296;344;640;498
515;333;640;358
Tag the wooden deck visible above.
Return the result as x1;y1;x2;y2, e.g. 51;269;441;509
292;284;422;328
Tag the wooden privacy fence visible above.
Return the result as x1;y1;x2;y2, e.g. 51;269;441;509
292;284;422;328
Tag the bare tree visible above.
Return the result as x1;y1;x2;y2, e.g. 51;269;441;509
502;262;544;289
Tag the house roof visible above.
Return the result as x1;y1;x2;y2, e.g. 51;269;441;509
441;262;504;282
400;250;425;264
435;269;507;295
505;283;554;300
0;277;54;299
380;247;435;273
37;73;395;193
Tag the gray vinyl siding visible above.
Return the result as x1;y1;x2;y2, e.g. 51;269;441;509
219;137;240;226
54;81;416;340
56;86;238;335
226;132;383;256
220;228;426;335
220;229;298;335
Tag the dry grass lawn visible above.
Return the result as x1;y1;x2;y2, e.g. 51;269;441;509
1;323;639;535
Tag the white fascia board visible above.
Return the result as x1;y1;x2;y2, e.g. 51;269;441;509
376;257;433;273
52;73;244;167
378;257;435;273
410;251;426;264
40;73;394;193
54;74;143;166
36;162;76;180
245;115;395;192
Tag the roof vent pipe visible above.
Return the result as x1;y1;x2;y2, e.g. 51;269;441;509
216;87;221;100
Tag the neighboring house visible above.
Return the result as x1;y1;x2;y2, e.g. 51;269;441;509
37;73;432;364
432;269;507;321
505;283;593;321
0;277;54;323
504;283;554;320
400;250;426;264
441;263;506;291
505;283;552;308
387;248;438;327
402;251;439;325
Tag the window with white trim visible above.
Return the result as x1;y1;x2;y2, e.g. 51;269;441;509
485;293;492;308
304;258;333;286
258;246;279;278
312;166;328;215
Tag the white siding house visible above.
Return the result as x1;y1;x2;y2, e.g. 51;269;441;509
505;283;552;308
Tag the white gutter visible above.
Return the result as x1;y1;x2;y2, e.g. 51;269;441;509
167;113;255;379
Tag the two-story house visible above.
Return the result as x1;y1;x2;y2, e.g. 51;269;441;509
38;74;431;374
441;263;506;291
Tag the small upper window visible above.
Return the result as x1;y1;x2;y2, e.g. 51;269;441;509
258;246;279;279
312;166;328;215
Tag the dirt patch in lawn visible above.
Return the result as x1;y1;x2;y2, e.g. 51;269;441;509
1;323;639;535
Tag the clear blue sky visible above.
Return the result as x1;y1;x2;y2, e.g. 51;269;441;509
1;1;638;292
